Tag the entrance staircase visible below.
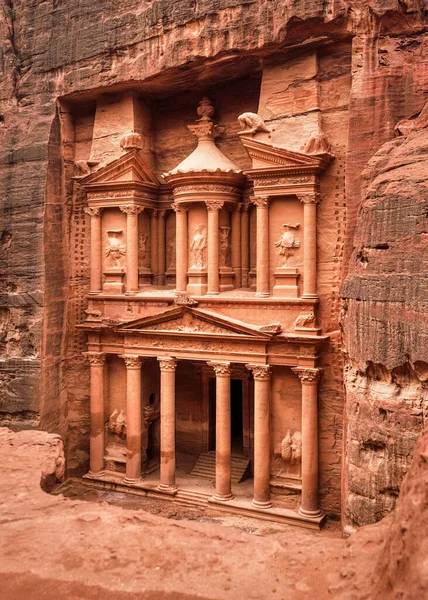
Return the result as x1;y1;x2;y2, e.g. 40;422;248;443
191;451;250;484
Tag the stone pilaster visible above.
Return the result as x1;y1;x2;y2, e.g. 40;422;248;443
297;193;320;298
84;207;103;294
206;200;224;295
158;356;178;492
172;203;188;293
120;205;143;295
252;196;270;297
83;351;106;476
120;354;144;483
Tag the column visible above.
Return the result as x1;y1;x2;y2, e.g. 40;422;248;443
120;355;143;483
150;209;159;284
173;203;188;293
158;210;166;286
241;203;250;288
158;356;178;492
231;204;242;289
246;364;272;508
206;200;223;295
252;196;270;297
298;193;320;298
292;367;323;517
83;351;106;476
84;207;102;294
120;205;142;295
209;362;233;501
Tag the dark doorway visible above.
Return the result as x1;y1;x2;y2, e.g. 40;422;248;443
208;378;216;451
231;379;243;455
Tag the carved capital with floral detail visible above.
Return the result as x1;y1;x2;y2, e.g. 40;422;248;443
246;364;271;380
120;205;144;215
209;361;231;377
171;203;189;213
250;195;269;208
297;193;321;205
205;200;224;212
84;207;102;217
158;356;177;372
120;354;144;369
83;351;106;366
292;367;323;385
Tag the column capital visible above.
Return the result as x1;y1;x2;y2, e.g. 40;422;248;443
120;205;144;215
231;203;243;213
171;202;189;213
120;354;144;369
158;209;167;218
246;364;271;380
292;367;323;384
205;200;224;212
151;208;160;218
83;351;106;365
84;207;102;217
250;195;269;207
241;202;251;212
209;361;231;377
297;192;321;205
158;356;177;371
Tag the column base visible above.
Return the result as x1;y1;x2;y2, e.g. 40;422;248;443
298;506;323;518
124;290;139;296
157;483;178;495
123;476;142;485
88;291;102;295
255;292;270;298
88;469;105;478
206;291;220;296
301;293;318;299
213;492;234;502
251;499;272;509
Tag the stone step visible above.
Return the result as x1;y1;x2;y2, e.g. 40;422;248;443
175;489;210;508
191;451;250;484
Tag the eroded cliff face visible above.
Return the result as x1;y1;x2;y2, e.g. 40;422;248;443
341;117;428;531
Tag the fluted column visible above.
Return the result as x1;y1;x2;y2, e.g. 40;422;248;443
209;362;233;501
120;205;142;295
298;193;320;298
120;355;143;483
241;203;250;288
158;210;166;286
84;207;103;294
246;364;272;508
173;203;188;293
83;351;106;476
150;209;159;284
158;356;178;492
292;367;323;517
206;200;223;295
252;196;270;297
231;204;242;289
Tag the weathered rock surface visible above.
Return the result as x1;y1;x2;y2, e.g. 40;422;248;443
341;112;428;529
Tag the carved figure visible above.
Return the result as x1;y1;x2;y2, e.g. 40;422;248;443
274;224;300;266
74;159;99;175
190;225;207;269
167;240;176;271
237;112;270;136
108;409;127;437
174;292;198;306
294;311;316;329
281;430;302;465
139;232;149;261
219;226;230;268
105;230;126;269
301;131;331;154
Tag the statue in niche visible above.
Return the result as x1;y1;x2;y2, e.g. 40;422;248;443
105;230;126;269
190;225;207;269
274;223;300;267
167;240;176;271
281;430;302;466
237;112;270;136
107;409;127;437
219;226;231;268
138;232;149;262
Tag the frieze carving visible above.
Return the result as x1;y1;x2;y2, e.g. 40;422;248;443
83;351;106;366
274;223;300;266
205;200;224;212
174;185;241;195
105;230;126;269
148;313;227;334
84;207;102;217
158;356;177;371
254;176;312;186
190;225;207;269
246;364;271;380
120;355;144;368
209;361;231;377
174;292;198;306
294;311;316;329
297;193;321;205
237;112;270;136
88;191;153;200
219;226;230;268
292;367;322;384
281;430;302;465
120;205;144;215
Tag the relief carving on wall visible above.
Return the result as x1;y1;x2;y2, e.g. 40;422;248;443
274;223;300;266
237;112;270;136
294;311;316;329
149;312;227;334
190;225;207;269
219;226;230;268
105;230;126;269
138;232;149;263
108;409;127;436
281;430;302;466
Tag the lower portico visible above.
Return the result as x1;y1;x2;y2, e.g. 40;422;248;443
82;304;326;528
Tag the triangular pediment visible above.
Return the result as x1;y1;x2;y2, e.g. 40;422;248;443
240;137;331;170
80;149;160;187
115;306;278;339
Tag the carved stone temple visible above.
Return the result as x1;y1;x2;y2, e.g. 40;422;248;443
76;95;334;528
